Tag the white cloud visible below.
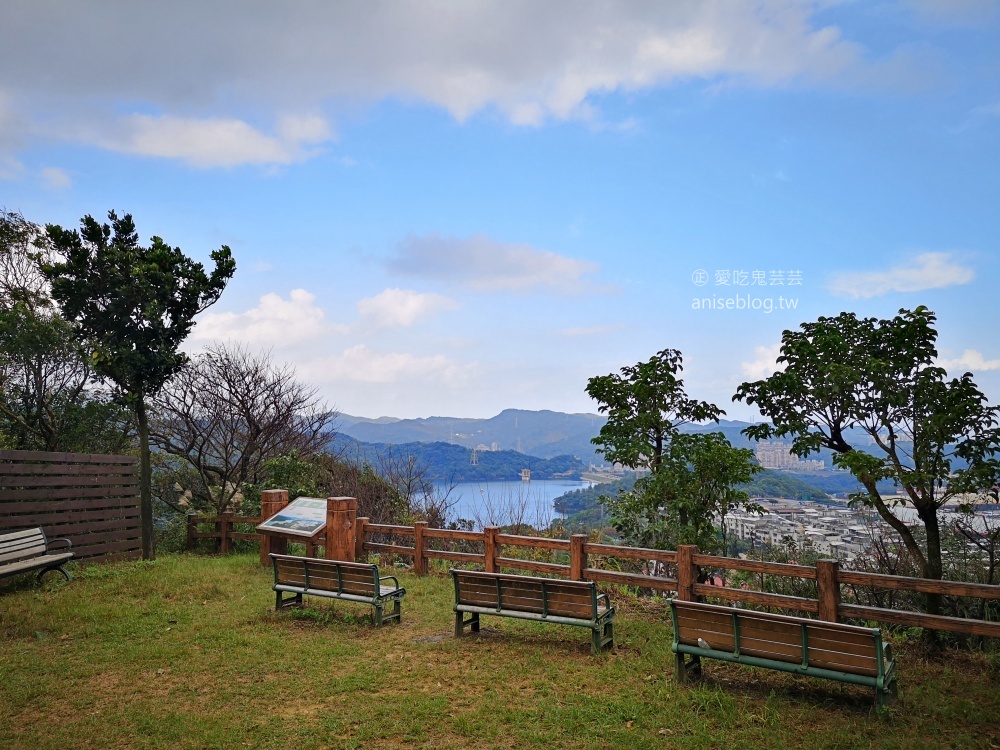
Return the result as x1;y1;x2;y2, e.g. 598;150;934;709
193;289;342;345
936;349;1000;373
740;343;784;380
39;166;71;189
357;288;458;328
387;233;602;294
98;113;332;168
828;252;974;299
302;344;475;385
0;1;920;158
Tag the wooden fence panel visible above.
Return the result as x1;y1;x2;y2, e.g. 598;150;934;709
0;449;141;564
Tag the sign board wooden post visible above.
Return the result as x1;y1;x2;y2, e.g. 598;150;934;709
325;497;357;562
259;489;289;566
256;494;328;565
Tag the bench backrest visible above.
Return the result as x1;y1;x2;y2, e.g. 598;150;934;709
670;599;882;677
0;527;48;567
452;569;599;620
271;555;381;598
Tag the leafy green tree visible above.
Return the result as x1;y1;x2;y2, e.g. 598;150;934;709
603;431;761;551
587;349;759;550
734;307;1000;617
0;209;129;453
42;211;235;559
586;348;722;474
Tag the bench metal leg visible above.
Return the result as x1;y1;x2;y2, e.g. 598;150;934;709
592;620;614;653
374;604;384;627
455;611;479;637
275;591;303;610
37;564;71;582
674;652;701;683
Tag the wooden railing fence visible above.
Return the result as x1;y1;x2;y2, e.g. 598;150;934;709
355;519;1000;639
0;449;141;564
190;492;1000;639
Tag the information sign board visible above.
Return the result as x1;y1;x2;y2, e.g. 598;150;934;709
256;496;327;538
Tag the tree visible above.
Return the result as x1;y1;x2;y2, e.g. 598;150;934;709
42;211;235;559
0;209;129;453
604;431;762;552
149;344;335;515
586;348;723;474
586;349;756;551
734;307;1000;618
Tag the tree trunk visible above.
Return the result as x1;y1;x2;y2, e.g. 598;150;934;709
136;397;155;561
919;504;944;615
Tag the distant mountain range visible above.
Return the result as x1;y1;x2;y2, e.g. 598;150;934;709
335;409;782;464
335;409;608;462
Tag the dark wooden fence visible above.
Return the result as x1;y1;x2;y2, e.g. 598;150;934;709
356;519;1000;639
189;493;1000;640
0;449;141;564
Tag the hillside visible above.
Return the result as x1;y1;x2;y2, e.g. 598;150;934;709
330;433;583;483
336;409;606;461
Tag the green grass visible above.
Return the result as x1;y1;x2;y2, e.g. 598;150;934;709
1;553;998;749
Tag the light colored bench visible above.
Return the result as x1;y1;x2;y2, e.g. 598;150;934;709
269;554;406;626
669;598;898;708
0;527;74;582
451;569;615;653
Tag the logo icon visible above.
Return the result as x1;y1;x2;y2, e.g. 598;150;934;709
691;269;709;286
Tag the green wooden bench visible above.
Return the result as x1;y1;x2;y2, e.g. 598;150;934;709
270;554;406;626
0;527;74;583
669;599;898;708
451;569;615;653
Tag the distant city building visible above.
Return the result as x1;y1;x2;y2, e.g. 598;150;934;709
755;441;824;471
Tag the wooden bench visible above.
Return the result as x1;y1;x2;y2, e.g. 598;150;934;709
669;599;898;708
451;569;615;653
0;527;74;583
270;554;406;626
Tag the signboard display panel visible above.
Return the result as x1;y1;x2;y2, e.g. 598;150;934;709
256;496;327;538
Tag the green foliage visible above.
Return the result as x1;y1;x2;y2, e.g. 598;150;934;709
42;211;235;402
0;208;131;454
586;348;722;473
0;302;131;452
332;435;583;482
603;432;762;551
743;470;828;501
42;210;235;559
554;475;638;515
735;307;1000;596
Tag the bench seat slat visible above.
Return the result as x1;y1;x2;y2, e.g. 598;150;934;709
0;527;74;581
270;554;405;627
669;598;895;708
451;568;615;653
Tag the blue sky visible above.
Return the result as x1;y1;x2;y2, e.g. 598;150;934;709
2;1;999;420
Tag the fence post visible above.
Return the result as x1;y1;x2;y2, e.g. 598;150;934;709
259;489;289;566
326;496;358;562
413;521;428;575
816;558;841;622
219;512;233;554
676;545;698;601
355;517;369;561
186;514;197;551
484;526;499;573
570;534;588;581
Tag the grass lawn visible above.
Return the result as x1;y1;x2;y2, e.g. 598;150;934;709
1;553;999;749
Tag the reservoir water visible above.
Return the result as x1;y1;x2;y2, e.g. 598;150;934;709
435;479;593;528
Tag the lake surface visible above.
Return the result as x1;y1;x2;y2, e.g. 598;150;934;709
435;479;593;528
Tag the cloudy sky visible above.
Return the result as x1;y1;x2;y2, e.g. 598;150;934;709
3;1;999;420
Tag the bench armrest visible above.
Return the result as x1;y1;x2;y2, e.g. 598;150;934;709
596;592;610;609
379;575;400;588
48;537;73;551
